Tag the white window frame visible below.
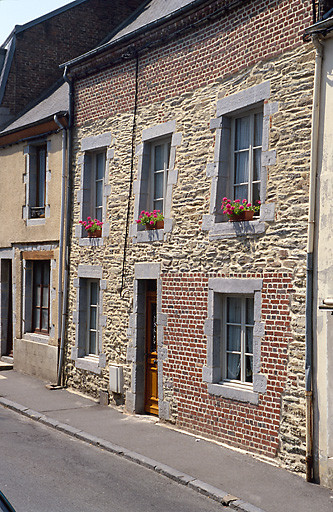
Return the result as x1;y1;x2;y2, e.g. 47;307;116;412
23;140;51;225
231;110;262;207
221;295;254;387
150;138;171;214
86;279;99;356
71;265;107;374
76;132;113;246
202;82;277;239
131;120;182;244
203;278;266;405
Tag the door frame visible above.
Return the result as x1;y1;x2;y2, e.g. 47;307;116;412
126;264;170;421
144;287;158;415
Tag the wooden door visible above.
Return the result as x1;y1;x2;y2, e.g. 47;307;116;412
144;290;158;415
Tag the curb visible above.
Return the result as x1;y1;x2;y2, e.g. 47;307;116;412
0;397;267;512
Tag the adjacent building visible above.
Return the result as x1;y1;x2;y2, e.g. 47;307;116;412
0;81;69;381
0;0;143;128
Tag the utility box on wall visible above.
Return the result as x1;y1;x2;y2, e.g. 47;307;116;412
109;364;123;394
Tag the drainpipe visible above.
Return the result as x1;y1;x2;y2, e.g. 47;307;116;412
57;66;73;386
54;114;67;378
305;34;323;482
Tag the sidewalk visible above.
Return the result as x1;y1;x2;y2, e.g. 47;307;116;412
0;370;332;512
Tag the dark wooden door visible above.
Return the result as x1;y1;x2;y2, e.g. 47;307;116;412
144;290;158;415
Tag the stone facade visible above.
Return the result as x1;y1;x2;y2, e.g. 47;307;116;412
64;0;314;475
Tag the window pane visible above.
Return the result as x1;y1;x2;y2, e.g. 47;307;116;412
234;184;248;202
96;153;105;180
89;331;97;354
154;171;164;200
254;113;263;147
246;326;253;354
90;282;98;305
96;180;103;208
227;297;241;323
34;308;40;330
90;306;97;330
253;148;261;182
227;353;241;380
34;264;42;285
43;262;50;285
154;144;164;170
227;325;241;352
252;182;260;205
41;309;48;331
235;116;250;150
246;298;254;325
95;207;102;222
35;286;41;307
42;286;49;308
234;151;249;185
38;148;46;207
245;356;253;383
154;199;163;212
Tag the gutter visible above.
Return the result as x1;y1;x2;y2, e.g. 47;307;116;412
305;33;323;482
57;66;73;386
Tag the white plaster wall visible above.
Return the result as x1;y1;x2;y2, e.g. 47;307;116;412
313;34;333;488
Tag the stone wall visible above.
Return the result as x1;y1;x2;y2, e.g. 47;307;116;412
65;0;314;475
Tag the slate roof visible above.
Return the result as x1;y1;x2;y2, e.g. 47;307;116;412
0;81;69;135
108;0;200;44
62;0;204;68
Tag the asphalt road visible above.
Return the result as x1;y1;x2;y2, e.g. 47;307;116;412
0;407;227;512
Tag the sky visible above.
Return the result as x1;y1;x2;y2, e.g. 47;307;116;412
0;0;73;45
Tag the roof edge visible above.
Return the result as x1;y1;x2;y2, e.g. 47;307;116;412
61;0;206;69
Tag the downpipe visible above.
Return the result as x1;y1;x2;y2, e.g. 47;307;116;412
305;34;323;482
57;66;73;386
54;114;67;375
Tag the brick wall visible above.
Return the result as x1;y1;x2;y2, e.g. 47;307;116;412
75;0;312;126
162;272;293;458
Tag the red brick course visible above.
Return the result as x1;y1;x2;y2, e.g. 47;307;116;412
162;272;293;457
74;0;312;126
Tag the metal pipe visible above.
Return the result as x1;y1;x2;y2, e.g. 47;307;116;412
305;34;323;482
57;66;73;386
54;114;67;375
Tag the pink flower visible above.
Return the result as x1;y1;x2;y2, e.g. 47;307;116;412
150;220;154;225
234;199;240;203
239;205;244;210
243;199;247;204
257;200;261;205
247;203;252;207
223;197;228;201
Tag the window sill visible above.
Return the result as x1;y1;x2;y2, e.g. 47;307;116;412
74;355;102;374
22;332;50;344
207;382;259;405
202;204;275;240
26;218;46;227
130;218;172;244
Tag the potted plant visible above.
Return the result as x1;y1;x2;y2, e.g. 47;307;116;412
79;217;103;237
136;210;164;230
221;198;261;222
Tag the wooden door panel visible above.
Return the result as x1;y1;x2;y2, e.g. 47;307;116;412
144;289;158;415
